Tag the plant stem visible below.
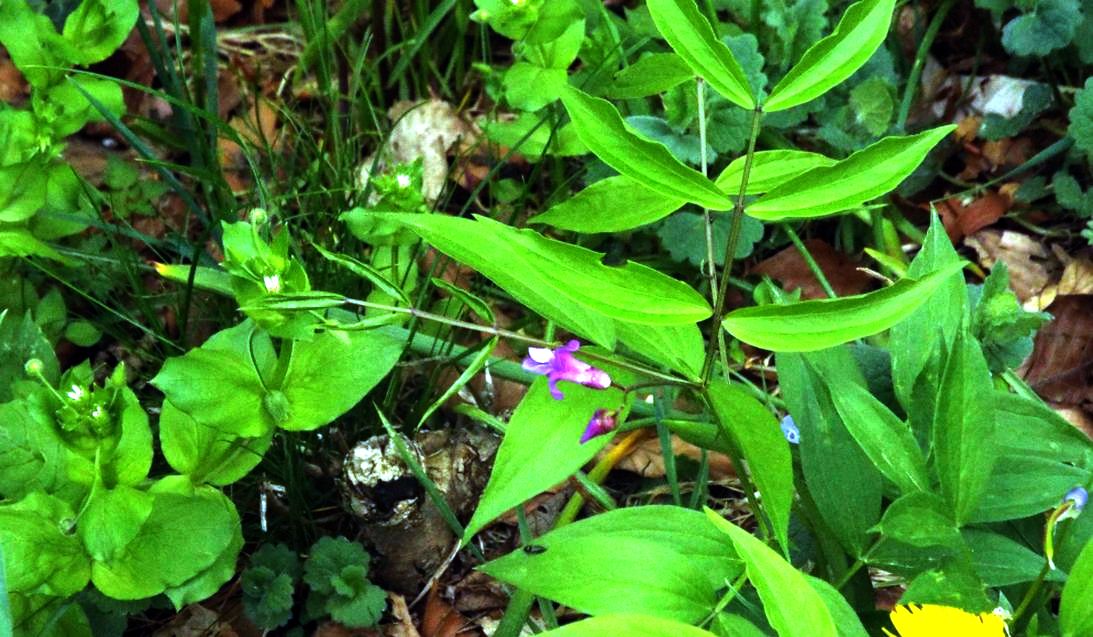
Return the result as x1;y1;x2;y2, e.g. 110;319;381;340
783;224;837;298
702;106;763;385
896;0;953;132
698;79;719;305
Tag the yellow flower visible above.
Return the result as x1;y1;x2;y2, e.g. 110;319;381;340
884;604;1006;637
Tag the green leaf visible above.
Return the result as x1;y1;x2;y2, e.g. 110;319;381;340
830;382;929;493
0;493;90;597
0;401;66;501
778;349;882;556
279;328;404;431
656;212;763;266
705;509;838;637
463;378;626;542
482;114;586;161
504;63;568;111
764;0;896;112
980;83;1053;141
49;78;124;138
1001;0;1081;57
160;483;244;609
90;487;236;600
602;53;695;99
78;486;154;563
481;506;740;623
626;115;715;165
417;337;497;427
61;0;140;65
889;214;965;415
560;87;732;210
969;262;1051;372
311;243;408;305
371;213;711;347
540;614;719;637
806;576;871;637
1070;77;1093;158
849;77;895;136
63;320;102;347
615;321;704;380
723;260;967;352
933;330;997;525
1061;537;1093;637
714;150;836;196
304;536;369;595
0;310;59;402
746;126;955;220
646;0;755;109
324;569;385;628
159;400;272;486
242;568;295;630
153;262;235;297
963;529;1057;587
874;492;962;549
110;385;154;487
530;176;685;233
707;381;793;553
151;321;276;438
0;162;47;223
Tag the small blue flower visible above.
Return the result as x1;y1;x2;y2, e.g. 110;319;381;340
1060;486;1088;521
780;415;800;445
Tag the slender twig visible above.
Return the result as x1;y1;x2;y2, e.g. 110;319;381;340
702;106;763;384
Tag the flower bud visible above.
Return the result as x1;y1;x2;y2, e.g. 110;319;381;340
24;358;44;376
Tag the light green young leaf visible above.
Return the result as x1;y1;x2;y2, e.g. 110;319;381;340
746;126;955;220
830;382;929;494
529;176;685;232
153;262;235;297
715;149;836;195
159;401;272;486
0;493;90;597
933;330;997;525
705;509;838;637
874;492;963;549
646;0;755;109
61;0;140;65
560;87;732;210
78;486;154;563
503;63;568;111
540;614;719;637
707;381;793;553
370;213;711;347
1061;538;1093;637
480;506;741;623
723;260;967;352
462;379;626;542
615;321;704;380
602;53;695;99
764;0;897;112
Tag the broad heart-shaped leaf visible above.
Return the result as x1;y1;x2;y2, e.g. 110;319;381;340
778;348;882;557
0;492;90;597
707;381;793;554
746;126;955;220
714;150;836;196
932;330;997;526
969;392;1091;523
830;382;929;494
540;614;719;637
151;321;277;438
764;0;896;112
560;87;732;211
90;485;236;600
480;506;741;623
370;213;711;348
529;176;685;233
0;310;59;402
723;260;967;352
602;53;695;99
889;214;966;416
159;400;272;486
462;379;626;543
1061;538;1093;637
646;0;755;109
278;328;404;431
78;486;154;563
705;509;838;637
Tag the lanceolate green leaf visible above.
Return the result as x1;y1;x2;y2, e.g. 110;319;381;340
1061;539;1093;637
747;126;955;220
830;382;929;494
560;87;732;211
705;509;838;637
707;381;793;553
646;0;755;109
723;260;967;352
715;150;836;196
530;176;685;232
764;0;897;112
540;614;719;637
603;53;695;99
371;213;712;348
480;506;741;623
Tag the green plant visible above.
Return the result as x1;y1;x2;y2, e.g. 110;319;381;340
0;0;137;260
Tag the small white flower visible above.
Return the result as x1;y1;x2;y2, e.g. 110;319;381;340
395;173;412;189
90;406;104;419
263;274;282;293
67;385;85;401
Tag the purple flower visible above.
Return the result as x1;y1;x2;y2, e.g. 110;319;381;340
581;409;618;444
522;340;611;400
1060;486;1088;521
780;415;800;445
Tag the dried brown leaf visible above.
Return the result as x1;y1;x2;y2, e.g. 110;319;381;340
750;239;871;299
